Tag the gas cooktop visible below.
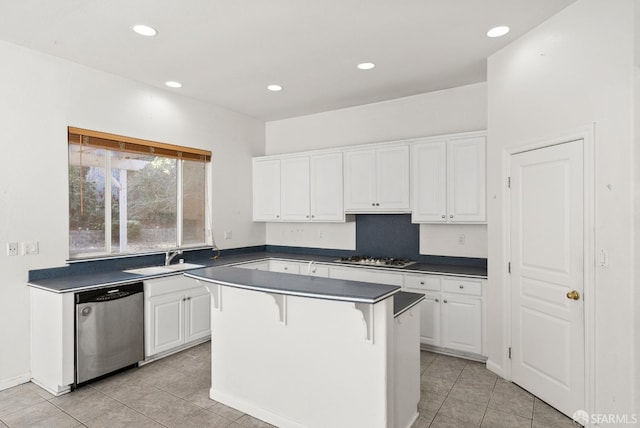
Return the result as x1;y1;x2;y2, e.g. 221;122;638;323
335;256;416;268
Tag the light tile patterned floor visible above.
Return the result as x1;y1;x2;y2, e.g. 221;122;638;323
0;343;577;427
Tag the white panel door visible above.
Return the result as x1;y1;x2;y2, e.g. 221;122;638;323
411;141;447;222
185;288;211;343
310;152;344;221
252;159;281;221
440;294;482;354
447;136;486;222
147;293;185;356
281;156;310;221
344;149;376;211
376;145;410;210
510;140;584;418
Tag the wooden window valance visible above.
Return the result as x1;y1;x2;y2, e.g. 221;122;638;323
68;126;211;162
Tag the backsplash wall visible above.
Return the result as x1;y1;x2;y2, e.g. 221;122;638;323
355;214;419;259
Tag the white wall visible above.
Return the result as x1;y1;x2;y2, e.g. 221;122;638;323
265;83;488;253
0;40;265;389
487;0;637;418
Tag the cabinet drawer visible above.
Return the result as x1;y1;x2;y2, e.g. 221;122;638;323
145;275;204;298
442;278;483;296
403;274;441;291
270;260;301;274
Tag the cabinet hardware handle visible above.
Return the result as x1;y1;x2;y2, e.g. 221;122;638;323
306;215;309;218
276;215;280;218
420;281;425;285
311;215;315;218
371;203;375;206
376;203;380;206
441;215;446;219
459;285;464;289
435;298;439;302
449;215;454;218
443;300;448;303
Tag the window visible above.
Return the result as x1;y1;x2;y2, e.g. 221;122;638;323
68;127;211;259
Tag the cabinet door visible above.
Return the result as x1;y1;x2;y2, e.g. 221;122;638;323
411;141;447;222
440;293;482;355
343;149;376;211
147;293;185;357
376;145;410;211
447;137;486;222
405;289;440;347
184;288;211;344
253;159;281;221
310;152;344;221
281;156;310;221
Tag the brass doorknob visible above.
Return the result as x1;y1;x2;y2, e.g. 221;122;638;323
566;290;580;300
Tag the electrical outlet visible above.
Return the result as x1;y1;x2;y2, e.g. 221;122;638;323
7;242;18;256
458;234;466;245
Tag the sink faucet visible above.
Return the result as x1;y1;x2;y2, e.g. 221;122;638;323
165;250;183;266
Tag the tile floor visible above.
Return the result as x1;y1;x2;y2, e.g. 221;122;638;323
0;342;577;428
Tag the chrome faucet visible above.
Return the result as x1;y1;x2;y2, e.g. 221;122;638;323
165;250;183;266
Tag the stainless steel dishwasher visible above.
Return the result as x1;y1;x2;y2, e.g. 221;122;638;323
75;282;144;385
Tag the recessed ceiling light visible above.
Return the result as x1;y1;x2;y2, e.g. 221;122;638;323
357;62;376;70
165;81;182;88
267;84;283;92
132;24;157;37
487;26;510;38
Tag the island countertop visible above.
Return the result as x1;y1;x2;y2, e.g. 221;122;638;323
185;265;401;304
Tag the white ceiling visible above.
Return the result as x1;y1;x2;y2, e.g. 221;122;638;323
0;0;575;121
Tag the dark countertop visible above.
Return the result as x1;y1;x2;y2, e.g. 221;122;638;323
27;250;486;294
393;291;425;317
185;266;400;304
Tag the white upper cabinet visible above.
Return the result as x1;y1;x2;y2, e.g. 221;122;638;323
281;156;310;221
344;144;410;212
411;141;447;222
310;152;344;221
447;136;486;222
412;133;486;223
253;158;281;221
254;152;344;222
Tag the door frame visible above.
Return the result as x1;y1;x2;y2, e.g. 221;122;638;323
501;125;596;422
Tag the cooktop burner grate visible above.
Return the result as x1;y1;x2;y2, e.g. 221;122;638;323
335;256;416;268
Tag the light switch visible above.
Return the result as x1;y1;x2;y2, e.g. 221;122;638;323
23;241;39;255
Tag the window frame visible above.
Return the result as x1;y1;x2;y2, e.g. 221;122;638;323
67;127;212;261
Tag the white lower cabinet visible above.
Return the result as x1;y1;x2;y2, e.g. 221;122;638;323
145;275;211;358
404;273;485;357
440;293;482;355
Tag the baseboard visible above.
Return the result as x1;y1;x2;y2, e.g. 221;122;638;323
210;388;307;428
420;344;487;363
485;359;507;379
0;372;31;392
140;337;210;366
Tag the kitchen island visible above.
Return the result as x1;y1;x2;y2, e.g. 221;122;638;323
185;266;423;428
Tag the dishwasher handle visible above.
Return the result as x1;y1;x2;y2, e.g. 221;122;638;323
75;282;143;304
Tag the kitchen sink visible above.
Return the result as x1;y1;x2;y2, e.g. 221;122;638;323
123;263;205;276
